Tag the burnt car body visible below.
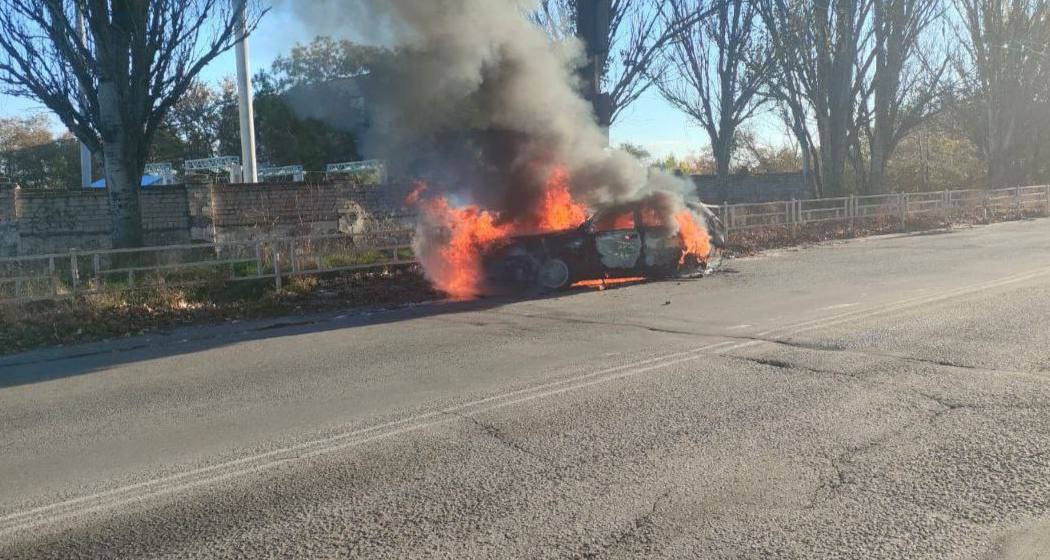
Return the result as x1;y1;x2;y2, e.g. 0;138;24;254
483;203;727;291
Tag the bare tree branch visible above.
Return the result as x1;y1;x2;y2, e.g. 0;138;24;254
0;0;266;247
653;0;773;177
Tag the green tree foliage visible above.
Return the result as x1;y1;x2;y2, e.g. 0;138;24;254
657;151;717;175
618;142;652;164
243;36;374;171
269;36;383;89
151;81;223;163
884;114;984;192
0;115;79;189
0;114;52;151
734;130;803;174
155;36;376;174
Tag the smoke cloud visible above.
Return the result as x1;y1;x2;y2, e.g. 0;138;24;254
281;0;698;225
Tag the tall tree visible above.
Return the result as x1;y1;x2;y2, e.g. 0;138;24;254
0;114;53;154
0;1;262;248
758;0;873;196
0;114;80;188
151;80;222;163
537;1;712;131
853;0;947;193
953;0;1050;186
268;36;383;90
654;0;772;178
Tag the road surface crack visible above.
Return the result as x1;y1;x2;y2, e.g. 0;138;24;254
721;353;860;379
578;489;671;557
441;410;548;463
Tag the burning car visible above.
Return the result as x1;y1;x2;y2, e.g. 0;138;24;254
482;202;727;291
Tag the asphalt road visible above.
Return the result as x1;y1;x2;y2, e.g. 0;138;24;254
3;219;1050;559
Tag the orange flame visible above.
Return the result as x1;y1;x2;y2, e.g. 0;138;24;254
572;277;647;290
417;196;510;299
405;183;428;205
533;167;587;232
411;166;587;299
410;168;713;299
674;210;712;265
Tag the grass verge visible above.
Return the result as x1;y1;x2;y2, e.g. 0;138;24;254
0;266;438;356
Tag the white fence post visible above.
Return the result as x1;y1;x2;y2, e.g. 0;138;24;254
848;195;855;231
898;193;906;230
272;245;283;291
69;248;79;297
254;243;264;278
1045;184;1050;216
93;253;102;291
48;257;56;297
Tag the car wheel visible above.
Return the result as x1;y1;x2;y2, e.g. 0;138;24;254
537;258;571;290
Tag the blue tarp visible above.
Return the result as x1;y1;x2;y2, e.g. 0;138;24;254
87;174;164;188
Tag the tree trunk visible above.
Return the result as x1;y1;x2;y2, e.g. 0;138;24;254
595;96;613;143
713;139;731;179
868;150;887;195
800;134;815;197
98;81;144;248
102;139;143;248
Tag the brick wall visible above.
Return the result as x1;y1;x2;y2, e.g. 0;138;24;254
16;189;111;254
0;186;17;256
141;186;192;246
8;181;405;255
201;182;404;243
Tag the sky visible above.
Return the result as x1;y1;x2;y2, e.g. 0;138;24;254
0;3;775;163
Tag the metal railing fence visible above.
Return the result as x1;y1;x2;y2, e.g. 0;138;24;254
2;184;1048;305
0;229;414;305
715;185;1050;233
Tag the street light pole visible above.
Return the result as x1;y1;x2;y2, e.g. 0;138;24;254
234;1;258;184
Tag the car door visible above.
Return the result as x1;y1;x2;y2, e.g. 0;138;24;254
641;226;680;268
593;211;642;270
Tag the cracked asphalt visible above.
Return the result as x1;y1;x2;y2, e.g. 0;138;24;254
3;219;1050;558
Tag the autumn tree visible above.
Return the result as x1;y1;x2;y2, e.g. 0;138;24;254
758;0;874;196
0;114;80;188
0;1;263;248
953;0;1050;186
654;0;772;178
536;0;713;131
852;0;947;193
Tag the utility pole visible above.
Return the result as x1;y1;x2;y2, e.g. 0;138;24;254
575;0;612;140
234;0;257;184
75;9;91;188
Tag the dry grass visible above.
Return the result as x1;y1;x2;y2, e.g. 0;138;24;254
0;266;438;356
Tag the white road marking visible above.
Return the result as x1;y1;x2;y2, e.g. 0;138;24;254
822;303;857;310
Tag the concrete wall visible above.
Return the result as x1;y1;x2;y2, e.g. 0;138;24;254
15;189;112;255
7;181;405;256
0;186;17;257
692;172;808;204
202;182;397;243
141;186;193;247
